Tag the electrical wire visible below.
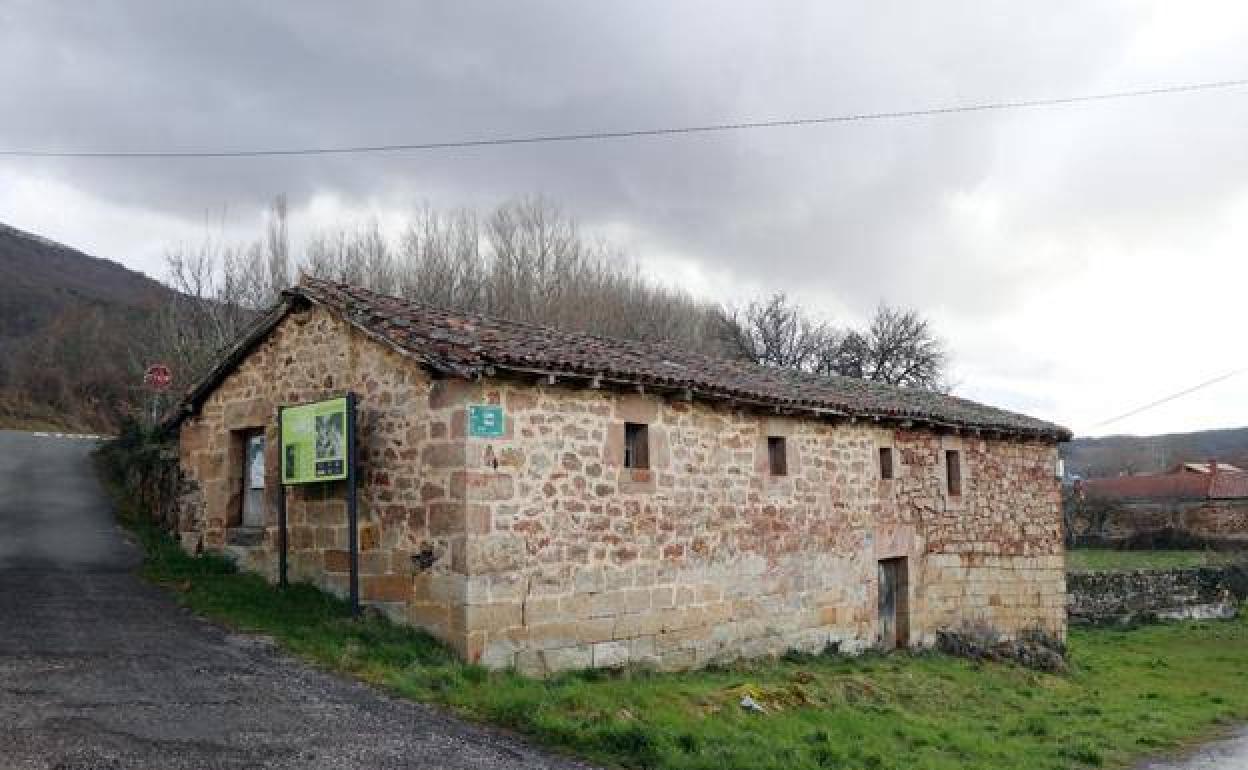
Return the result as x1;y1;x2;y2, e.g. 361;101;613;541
1086;367;1248;432
2;78;1246;160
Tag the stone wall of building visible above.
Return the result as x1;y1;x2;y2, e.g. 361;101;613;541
177;305;465;643
177;306;1066;673
442;379;1065;674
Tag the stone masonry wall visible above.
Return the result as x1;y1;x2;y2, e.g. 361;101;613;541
177;304;471;651
1070;499;1248;547
177;307;1065;673
443;379;1065;674
1067;567;1246;624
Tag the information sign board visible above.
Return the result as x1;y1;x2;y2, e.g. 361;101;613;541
280;397;350;484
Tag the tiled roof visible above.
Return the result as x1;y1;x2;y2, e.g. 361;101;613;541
272;278;1069;440
1078;473;1210;501
1079;468;1248;501
1181;462;1244;474
1210;472;1248;500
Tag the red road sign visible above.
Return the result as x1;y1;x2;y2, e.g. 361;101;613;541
144;363;173;390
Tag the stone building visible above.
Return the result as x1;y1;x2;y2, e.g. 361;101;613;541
1072;462;1248;546
169;278;1071;674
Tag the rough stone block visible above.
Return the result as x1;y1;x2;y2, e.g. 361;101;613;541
427;502;464;535
614;394;659;424
592;640;630;668
361;574;412;603
323;549;350;573
451;471;515;502
461;602;523;633
541;644;593;674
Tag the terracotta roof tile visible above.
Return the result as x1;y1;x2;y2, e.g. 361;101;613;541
1210;472;1248;499
1078;473;1210;501
286;278;1069;440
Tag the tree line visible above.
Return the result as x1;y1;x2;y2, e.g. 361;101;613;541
11;195;950;430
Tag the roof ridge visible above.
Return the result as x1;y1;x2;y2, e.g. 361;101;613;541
290;277;1069;440
295;276;937;395
296;275;751;367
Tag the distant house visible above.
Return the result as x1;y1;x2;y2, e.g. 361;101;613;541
1073;460;1248;545
168;278;1071;674
1180;461;1245;475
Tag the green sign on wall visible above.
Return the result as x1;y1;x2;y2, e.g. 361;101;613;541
468;404;505;438
281;396;350;484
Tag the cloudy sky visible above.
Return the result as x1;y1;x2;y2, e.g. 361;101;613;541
3;1;1248;438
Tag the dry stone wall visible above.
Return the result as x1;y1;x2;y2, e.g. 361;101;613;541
1071;499;1248;547
177;306;1065;673
1067;567;1246;624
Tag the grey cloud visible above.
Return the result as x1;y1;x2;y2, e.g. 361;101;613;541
4;1;1248;431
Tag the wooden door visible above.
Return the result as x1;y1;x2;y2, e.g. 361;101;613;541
878;558;908;650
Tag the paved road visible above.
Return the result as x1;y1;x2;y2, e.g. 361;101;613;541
0;431;590;770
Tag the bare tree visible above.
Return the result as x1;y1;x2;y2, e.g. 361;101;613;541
719;293;839;370
825;304;949;389
141;196;293;411
719;297;950;390
264;194;290;299
138;194;950;432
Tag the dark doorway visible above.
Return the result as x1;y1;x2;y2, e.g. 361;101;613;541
877;557;909;650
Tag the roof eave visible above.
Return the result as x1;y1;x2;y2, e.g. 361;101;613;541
482;360;1070;442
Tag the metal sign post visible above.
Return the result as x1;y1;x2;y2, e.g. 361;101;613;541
346;391;359;617
277;405;288;590
142;363;173;426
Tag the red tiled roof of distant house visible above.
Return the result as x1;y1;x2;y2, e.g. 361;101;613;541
1078;472;1210;501
1209;471;1248;499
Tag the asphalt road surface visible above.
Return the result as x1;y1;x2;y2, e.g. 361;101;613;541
0;431;591;770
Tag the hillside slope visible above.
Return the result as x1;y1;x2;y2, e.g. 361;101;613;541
0;224;172;430
1063;427;1248;479
0;223;168;337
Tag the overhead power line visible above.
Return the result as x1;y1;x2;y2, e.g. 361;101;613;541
2;77;1247;160
1086;367;1248;432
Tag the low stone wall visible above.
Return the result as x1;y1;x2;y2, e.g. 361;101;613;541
1069;500;1248;549
1067;567;1248;625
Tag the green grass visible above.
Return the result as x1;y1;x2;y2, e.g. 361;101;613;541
1067;548;1244;573
112;501;1248;768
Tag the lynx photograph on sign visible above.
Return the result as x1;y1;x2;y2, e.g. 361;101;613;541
468;404;505;438
281;396;351;484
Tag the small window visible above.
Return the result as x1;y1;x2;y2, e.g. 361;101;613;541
879;447;894;480
945;450;962;496
767;436;787;476
624;423;649;469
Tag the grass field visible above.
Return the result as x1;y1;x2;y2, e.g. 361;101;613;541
1067;548;1245;573
106;512;1248;770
